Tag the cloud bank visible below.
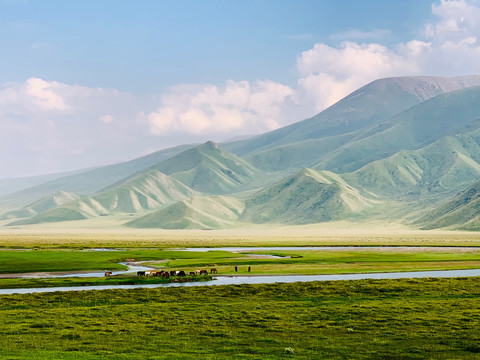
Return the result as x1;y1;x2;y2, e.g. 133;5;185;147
3;0;480;177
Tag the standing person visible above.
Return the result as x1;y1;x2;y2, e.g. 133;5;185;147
248;266;251;272
235;266;237;272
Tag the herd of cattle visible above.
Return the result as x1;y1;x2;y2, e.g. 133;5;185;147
135;268;217;278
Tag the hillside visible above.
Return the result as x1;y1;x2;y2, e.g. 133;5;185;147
241;168;377;225
342;133;480;200
0;191;81;220
126;195;244;229
312;85;480;173
0;144;193;213
8;170;198;225
416;181;480;230
149;141;265;194
226;76;480;171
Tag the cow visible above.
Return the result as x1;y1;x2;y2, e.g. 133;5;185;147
170;270;176;276
195;270;201;275
104;271;112;277
189;271;195;276
210;268;218;274
137;271;145;276
162;272;170;278
199;269;208;275
177;270;186;276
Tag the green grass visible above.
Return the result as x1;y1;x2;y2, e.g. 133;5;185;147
1;248;480;278
0;274;212;289
0;277;479;359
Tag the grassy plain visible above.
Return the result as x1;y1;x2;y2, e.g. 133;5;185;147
0;274;212;290
0;277;479;359
1;223;480;248
1;247;480;280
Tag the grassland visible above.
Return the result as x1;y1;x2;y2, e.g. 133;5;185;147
2;247;480;279
2;225;480;248
0;274;212;290
0;277;479;359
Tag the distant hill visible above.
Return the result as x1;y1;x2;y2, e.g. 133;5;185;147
0;191;80;220
6;75;480;230
126;195;244;229
312;85;480;173
342;133;480;200
241;168;376;224
149;141;265;194
9;170;197;225
0;144;193;213
416;181;480;230
226;76;480;171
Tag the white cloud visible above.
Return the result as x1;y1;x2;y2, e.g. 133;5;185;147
4;0;480;178
99;114;114;124
143;79;293;135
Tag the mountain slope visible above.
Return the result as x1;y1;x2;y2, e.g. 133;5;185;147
149;141;264;194
241;168;377;225
312;85;480;173
0;144;193;213
342;133;480;200
0;191;81;220
126;195;245;229
416;181;480;230
226;76;480;171
9;170;198;225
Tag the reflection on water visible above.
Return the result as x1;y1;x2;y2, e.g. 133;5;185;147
1;268;480;295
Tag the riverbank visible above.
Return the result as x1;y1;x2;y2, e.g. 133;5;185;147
0;274;213;290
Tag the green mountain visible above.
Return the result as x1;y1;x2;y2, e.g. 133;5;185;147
9;170;197;225
415;181;480;230
313;85;480;173
0;191;80;220
7;75;480;230
226;76;480;171
126;195;244;229
240;168;377;225
149;141;264;194
342;133;480;201
0;144;193;213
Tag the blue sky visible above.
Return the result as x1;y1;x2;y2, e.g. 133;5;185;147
1;0;433;92
1;0;480;177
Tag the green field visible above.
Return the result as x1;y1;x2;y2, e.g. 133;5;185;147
0;277;479;359
0;274;212;289
1;247;480;281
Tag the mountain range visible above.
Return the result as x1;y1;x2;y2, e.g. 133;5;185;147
4;75;480;231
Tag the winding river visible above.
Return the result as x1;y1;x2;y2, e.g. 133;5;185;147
1;246;479;295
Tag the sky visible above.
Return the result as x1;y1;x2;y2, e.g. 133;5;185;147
1;0;480;178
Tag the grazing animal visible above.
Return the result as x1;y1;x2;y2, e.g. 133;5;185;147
104;271;112;277
170;270;176;276
162;272;169;278
189;271;195;275
195;270;201;275
199;269;208;275
177;270;186;276
137;271;145;276
210;268;218;274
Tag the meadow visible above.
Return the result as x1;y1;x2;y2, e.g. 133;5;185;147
0;277;479;359
1;246;480;286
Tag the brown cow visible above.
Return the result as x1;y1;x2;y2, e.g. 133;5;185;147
189;271;195;276
199;269;208;275
210;268;218;274
104;271;112;277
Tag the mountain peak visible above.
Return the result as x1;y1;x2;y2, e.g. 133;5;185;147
205;140;219;150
